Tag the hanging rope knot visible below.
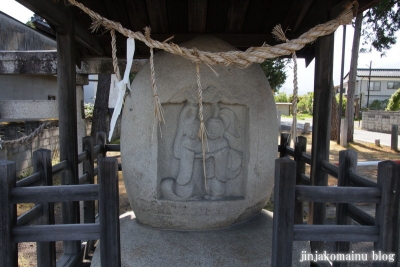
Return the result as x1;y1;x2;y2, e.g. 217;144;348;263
272;24;299;144
146;27;165;140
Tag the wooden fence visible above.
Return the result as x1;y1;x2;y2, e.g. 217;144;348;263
0;132;121;267
274;133;400;267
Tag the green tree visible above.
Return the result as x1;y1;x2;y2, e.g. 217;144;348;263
386;88;400;111
260;58;288;93
361;0;400;56
297;92;314;115
274;92;288;102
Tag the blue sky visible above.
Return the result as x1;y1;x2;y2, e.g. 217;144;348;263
2;0;400;95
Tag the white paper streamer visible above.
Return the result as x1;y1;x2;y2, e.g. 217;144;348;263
108;38;135;141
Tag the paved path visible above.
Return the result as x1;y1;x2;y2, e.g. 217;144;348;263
280;118;395;147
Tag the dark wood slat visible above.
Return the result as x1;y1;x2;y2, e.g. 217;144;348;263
225;0;251;33
347;204;375;226
0;161;18;267
374;161;400;256
279;133;289;158
52;160;68;176
300;174;311;185
334;149;358;267
78;150;88;164
56;9;81;255
12;223;100;242
16;0;105;56
309;32;334;256
294;136;307;224
99;158;121;266
102;0;132;30
282;0;314;33
124;0;150;31
33;149;56;267
294;225;379;242
206;0;230;33
12;184;99;204
82;136;96;258
349;172;377;188
286;146;295;157
295;0;327;37
296;185;381;203
321;160;339;178
167;0;188;33
16;172;41;187
271;157;296;267
145;0;168;33
79;173;89;184
17;204;43;226
301;152;312;165
56;253;84;267
242;0;272;33
93;145;102;155
105;144;121;152
188;0;208;33
261;0;292;33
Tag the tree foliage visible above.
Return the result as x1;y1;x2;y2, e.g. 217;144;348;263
274;92;289;102
260;58;288;93
386;88;400;111
297;92;314;115
361;0;400;55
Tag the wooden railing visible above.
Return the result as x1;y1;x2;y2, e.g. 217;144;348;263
274;134;400;267
0;132;121;267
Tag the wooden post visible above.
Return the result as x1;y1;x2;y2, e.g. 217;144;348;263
96;132;107;160
280;133;290;158
334;149;357;267
33;149;56;267
294;136;306;224
56;6;80;255
98;158;121;266
391;125;398;151
271;157;296;267
309;32;335;259
374;161;400;267
82;136;95;258
0;160;18;267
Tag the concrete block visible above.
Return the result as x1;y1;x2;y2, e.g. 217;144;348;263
0;100;58;119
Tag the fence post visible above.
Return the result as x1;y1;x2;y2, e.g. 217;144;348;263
374;161;400;267
279;133;290;158
98;157;121;266
0;160;18;267
271;157;296;267
334;149;357;267
96;132;107;161
391;125;398;152
33;149;56;267
82;136;96;258
294;136;306;224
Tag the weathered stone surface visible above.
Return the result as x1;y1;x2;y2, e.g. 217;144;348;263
0;100;58;119
91;210;309;267
121;36;277;230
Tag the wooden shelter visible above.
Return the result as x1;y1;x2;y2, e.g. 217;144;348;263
2;0;386;266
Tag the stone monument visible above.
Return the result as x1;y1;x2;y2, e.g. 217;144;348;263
91;36;308;266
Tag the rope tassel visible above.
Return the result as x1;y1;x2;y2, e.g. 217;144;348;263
196;63;209;190
272;25;299;144
145;27;165;139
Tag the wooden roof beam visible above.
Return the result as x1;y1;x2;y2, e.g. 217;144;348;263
16;0;105;56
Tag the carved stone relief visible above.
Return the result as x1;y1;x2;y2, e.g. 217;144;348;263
160;101;245;201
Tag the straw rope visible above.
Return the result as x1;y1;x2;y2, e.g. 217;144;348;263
196;63;208;189
67;0;356;69
272;25;299;144
110;29;121;81
145;27;165;139
0;122;56;149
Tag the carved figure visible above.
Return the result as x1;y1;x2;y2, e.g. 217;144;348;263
161;102;242;201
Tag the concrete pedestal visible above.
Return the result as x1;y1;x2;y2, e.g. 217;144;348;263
91;210;309;267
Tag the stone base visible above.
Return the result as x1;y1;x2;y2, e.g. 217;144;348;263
91;210;309;267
